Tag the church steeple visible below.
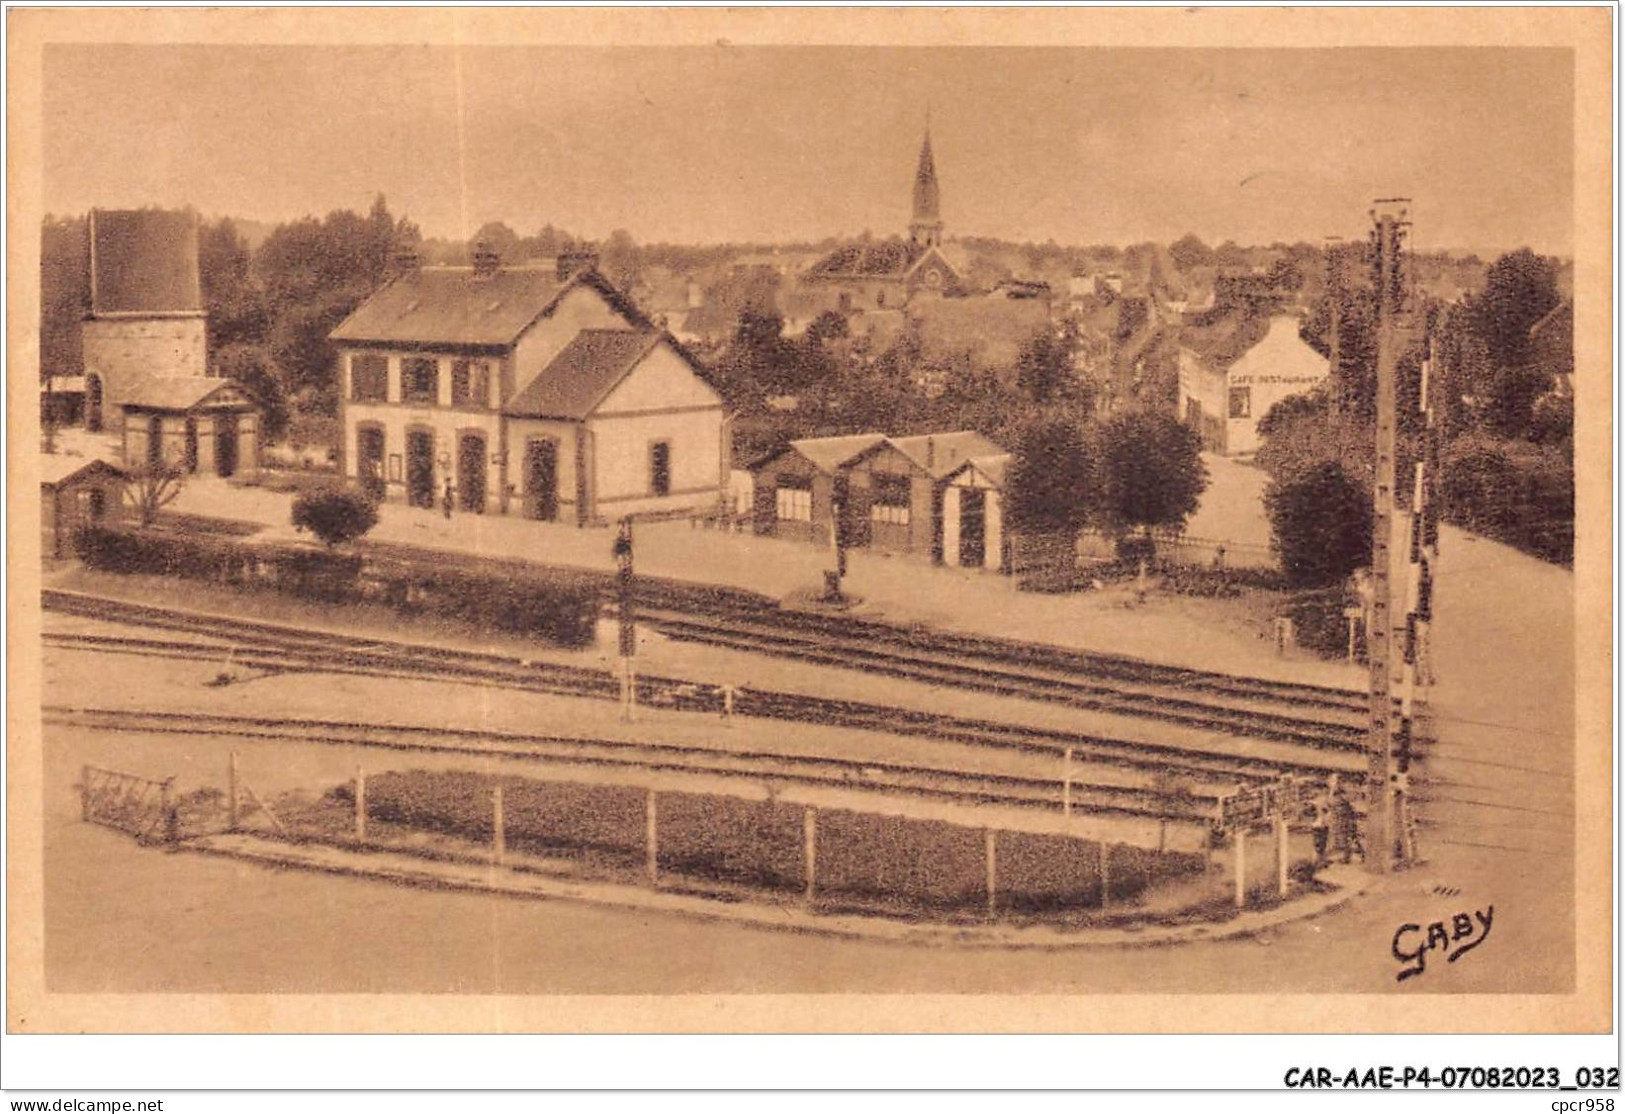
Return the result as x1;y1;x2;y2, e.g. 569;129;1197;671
909;123;943;248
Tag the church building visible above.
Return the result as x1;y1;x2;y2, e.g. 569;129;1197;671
798;127;963;312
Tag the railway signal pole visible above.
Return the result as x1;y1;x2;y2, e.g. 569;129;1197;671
1365;199;1411;874
614;515;637;721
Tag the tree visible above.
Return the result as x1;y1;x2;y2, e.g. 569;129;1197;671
213;344;289;441
1468;249;1560;374
199;217;269;349
471;220;522;260
1439;249;1563;439
1264;460;1373;587
600;228;643;292
1093;411;1207;549
125;463;186;526
1005;417;1094;537
292;487;379;548
712;308;795;408
1014;326;1091;413
39;214;88;378
1168;234;1213;273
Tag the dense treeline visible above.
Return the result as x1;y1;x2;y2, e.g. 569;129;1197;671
1258;246;1572;569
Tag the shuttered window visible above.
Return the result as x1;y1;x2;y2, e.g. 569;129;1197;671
351;355;388;402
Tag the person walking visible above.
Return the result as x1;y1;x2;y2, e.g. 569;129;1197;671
1308;778;1334;867
442;478;454;519
1331;780;1361;864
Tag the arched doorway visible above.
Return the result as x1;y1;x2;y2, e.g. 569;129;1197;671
85;374;103;432
357;426;386;501
458;432;487;514
406;429;435;509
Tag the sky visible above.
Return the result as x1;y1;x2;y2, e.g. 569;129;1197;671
42;44;1574;256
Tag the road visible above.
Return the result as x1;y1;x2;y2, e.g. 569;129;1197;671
40;526;1577;996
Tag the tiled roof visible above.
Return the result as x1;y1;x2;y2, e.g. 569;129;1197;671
90;209;203;316
504;329;662;421
888;430;1005;479
784;433;890;474
804;240;927;280
1179;310;1274;371
40;455;127;488
945;452;1011;489
330;266;565;348
121;376;251;412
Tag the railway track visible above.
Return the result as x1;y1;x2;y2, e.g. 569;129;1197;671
626;580;1369;715
357;539;1367;718
43;705;1222;827
42;589;1369;786
639;608;1366;747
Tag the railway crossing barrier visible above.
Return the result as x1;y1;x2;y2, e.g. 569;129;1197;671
80;764;178;845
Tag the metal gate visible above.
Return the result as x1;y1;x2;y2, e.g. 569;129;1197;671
80;765;177;844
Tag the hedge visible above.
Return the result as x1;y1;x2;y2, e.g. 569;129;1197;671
1439;437;1572;566
72;524;599;648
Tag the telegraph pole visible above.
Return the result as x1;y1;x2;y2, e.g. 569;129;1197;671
614;515;637;721
1324;236;1344;416
1365;199;1411;874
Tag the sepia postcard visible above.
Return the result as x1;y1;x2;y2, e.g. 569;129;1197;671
5;5;1613;1045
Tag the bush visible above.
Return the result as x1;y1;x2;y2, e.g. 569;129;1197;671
1265;460;1373;588
75;524;241;581
292;487;378;548
1283;587;1360;660
70;526;600;648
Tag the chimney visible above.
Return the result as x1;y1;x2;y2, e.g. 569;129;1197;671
556;242;599;282
389;243;421;280
472;240;500;279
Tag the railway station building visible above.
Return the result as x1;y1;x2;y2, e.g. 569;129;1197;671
330;249;728;524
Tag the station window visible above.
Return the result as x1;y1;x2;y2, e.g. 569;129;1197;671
451;359;492;408
351;355;388;402
776;480;812;522
870;473;911;526
403;357;439;404
1228;386;1251;419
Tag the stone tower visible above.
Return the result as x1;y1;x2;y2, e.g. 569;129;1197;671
909;127;943;248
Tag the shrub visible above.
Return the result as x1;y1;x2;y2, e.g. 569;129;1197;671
70;526;600;648
125;463;186;527
291;487;378;548
1283;586;1360;660
1265;460;1374;588
75;524;240;580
